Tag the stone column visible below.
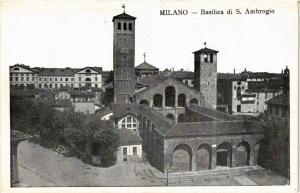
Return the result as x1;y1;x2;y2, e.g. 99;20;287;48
249;144;255;166
211;144;217;169
231;145;237;168
191;154;197;171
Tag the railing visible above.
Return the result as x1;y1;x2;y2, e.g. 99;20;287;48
134;163;269;186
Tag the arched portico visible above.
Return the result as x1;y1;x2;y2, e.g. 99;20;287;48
170;144;192;172
196;144;212;170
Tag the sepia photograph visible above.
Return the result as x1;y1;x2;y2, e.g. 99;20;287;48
0;0;298;192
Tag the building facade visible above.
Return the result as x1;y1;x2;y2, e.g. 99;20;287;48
10;64;103;90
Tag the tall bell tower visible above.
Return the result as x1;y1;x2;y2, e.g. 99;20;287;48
193;45;218;108
113;9;136;104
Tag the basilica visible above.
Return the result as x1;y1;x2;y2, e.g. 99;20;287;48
110;10;267;173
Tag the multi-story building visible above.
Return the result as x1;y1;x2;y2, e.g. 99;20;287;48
217;69;285;115
10;64;103;90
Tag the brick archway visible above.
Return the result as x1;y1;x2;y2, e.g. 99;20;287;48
170;144;192;172
216;142;232;167
196;143;212;170
235;141;250;167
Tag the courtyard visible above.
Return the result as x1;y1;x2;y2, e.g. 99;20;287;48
14;141;288;187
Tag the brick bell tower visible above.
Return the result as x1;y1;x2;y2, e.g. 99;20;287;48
113;8;136;104
193;43;218;108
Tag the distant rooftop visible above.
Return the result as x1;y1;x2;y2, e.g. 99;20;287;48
112;13;136;21
135;62;159;70
193;47;219;54
266;93;289;107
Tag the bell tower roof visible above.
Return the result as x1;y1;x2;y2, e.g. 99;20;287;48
193;47;219;54
112;13;136;22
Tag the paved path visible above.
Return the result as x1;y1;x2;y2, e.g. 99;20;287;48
233;176;257;185
17;141;158;187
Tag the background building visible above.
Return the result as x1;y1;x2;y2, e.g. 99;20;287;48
10;64;103;90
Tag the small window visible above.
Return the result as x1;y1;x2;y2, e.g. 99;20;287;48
122;119;126;123
127;124;132;128
129;23;132;31
15;77;18;81
26;77;29;81
10;77;12;81
39;84;42;88
79;77;81;81
210;53;213;62
133;118;137;123
127;117;132;122
60;78;63;81
123;147;127;156
133;124;137;128
66;78;68;81
14;67;20;71
32;77;35;81
95;84;98;88
21;77;24;81
117;22;121;30
123;23;127;30
204;54;208;62
95;77;98;81
71;78;74;81
133;147;137;155
44;78;47;81
122;124;126;128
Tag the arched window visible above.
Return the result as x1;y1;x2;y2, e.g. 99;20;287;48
153;94;163;107
117;22;121;30
14;67;20;71
190;98;199;105
129;23;132;31
85;78;91;87
237;87;241;98
123;23;127;30
85;69;91;73
139;99;149;106
166;113;175;121
165;86;175;107
178;93;186;107
118;115;138;131
177;113;185;122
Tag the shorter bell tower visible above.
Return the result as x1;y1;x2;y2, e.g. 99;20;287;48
193;44;218;108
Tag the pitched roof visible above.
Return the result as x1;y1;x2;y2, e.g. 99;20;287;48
111;103;140;119
112;13;136;21
34;67;76;76
135;62;159;70
193;47;219;54
69;90;95;97
75;67;103;73
117;128;142;146
171;71;194;79
265;93;289;107
10;89;39;97
187;104;236;121
137;73;170;88
165;121;265;138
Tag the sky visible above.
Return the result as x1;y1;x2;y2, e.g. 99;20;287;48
1;0;298;73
